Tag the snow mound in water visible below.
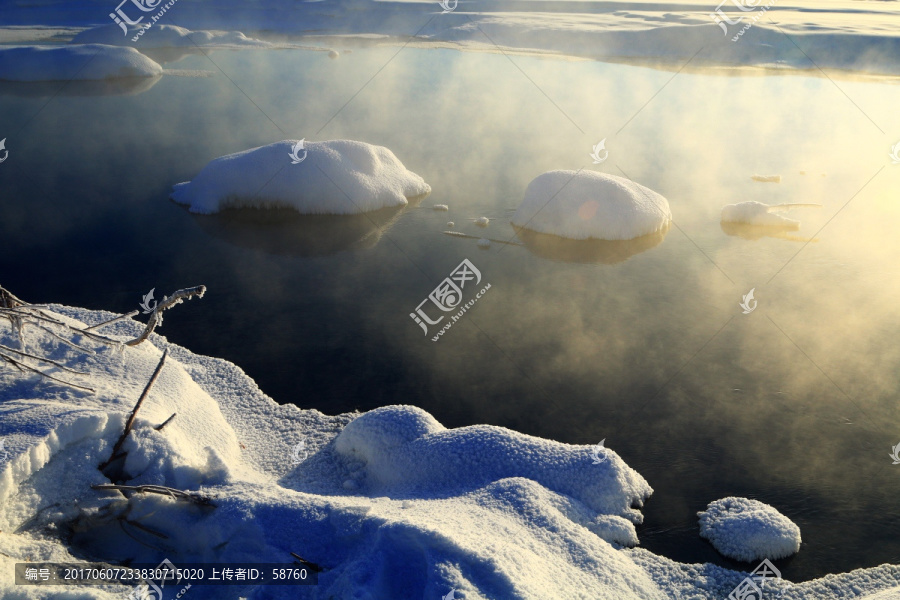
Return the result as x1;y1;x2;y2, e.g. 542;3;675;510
334;405;653;545
0;44;162;81
71;24;271;49
698;497;801;562
720;201;821;229
512;170;671;241
170;140;431;215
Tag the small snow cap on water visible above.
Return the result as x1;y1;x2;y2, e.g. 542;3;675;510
477;238;491;249
171;139;431;215
446;221;455;228
0;45;162;81
433;204;449;211
698;497;801;562
328;49;340;59
720;201;821;229
751;174;782;183
473;217;490;227
512;170;671;241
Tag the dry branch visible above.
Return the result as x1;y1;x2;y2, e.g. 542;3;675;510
125;286;206;347
85;310;139;331
92;484;216;507
0;351;95;392
0;343;89;374
99;349;167;472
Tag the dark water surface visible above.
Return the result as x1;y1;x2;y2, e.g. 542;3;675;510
1;45;899;582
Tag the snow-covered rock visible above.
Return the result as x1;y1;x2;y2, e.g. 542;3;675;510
512;170;671;241
698;497;802;562
170;139;431;215
720;201;820;229
0;44;162;81
71;24;271;49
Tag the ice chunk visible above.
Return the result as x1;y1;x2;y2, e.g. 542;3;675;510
751;174;782;183
170;139;431;215
720;201;821;229
698;497;801;561
512;170;671;241
0;44;162;81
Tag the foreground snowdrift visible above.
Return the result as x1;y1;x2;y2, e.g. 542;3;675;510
1;303;898;599
0;44;162;81
171;140;431;215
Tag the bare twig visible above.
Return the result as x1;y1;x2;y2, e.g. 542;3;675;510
0;286;27;309
92;484;216;507
0;343;89;374
0;308;119;345
85;310;139;331
155;413;177;431
36;325;96;353
99;350;167;472
125;286;206;347
0;352;95;392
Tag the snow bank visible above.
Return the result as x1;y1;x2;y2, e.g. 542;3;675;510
720;201;820;229
0;44;162;81
334;405;652;544
71;24;272;49
3;302;899;599
698;497;802;562
171;139;431;215
512;170;671;241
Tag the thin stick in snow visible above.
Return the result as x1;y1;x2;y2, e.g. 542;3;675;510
99;349;167;472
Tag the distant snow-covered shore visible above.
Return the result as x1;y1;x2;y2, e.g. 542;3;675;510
3;0;900;75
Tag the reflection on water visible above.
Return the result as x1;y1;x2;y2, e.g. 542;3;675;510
188;200;419;257
513;224;669;264
1;44;900;583
720;220;819;242
0;75;160;97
